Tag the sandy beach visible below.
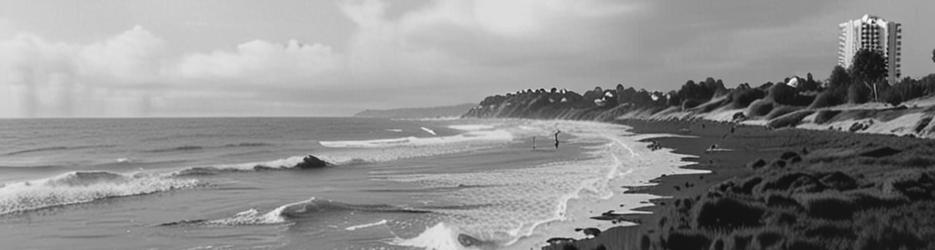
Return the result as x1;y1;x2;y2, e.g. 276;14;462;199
545;119;935;250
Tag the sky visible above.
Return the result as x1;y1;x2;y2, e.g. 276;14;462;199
0;0;932;117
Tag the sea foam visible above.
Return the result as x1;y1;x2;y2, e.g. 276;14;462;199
0;171;200;215
387;120;706;249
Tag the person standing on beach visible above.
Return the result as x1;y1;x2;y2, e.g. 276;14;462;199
532;136;537;151
554;130;561;149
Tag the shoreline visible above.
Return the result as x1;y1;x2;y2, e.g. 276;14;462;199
543;118;935;250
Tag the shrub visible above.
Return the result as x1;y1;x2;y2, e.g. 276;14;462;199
809;90;845;109
747;99;774;117
728;88;766;108
696;197;765;230
665;232;711;250
768;83;798;105
802;196;855;220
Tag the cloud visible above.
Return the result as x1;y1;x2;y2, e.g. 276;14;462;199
0;26;166;117
0;26;164;86
0;0;875;117
173;39;340;81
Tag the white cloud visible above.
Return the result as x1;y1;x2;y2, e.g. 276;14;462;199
0;25;164;86
173;39;340;81
0;0;644;117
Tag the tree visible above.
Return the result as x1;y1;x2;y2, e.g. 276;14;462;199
829;65;851;90
849;49;887;101
850;49;887;84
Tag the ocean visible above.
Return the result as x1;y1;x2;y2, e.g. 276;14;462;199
0;117;703;249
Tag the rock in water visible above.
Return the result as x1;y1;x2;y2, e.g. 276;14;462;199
458;234;484;247
295;155;330;169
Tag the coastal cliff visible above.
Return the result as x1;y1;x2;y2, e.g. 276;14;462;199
462;75;935;138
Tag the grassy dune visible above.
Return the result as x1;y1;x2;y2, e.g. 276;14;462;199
542;120;935;250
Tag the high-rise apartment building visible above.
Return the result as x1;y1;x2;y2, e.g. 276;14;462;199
838;14;902;83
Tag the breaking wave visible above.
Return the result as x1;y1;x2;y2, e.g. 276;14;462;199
0;171;201;215
390;222;492;250
161;197;429;226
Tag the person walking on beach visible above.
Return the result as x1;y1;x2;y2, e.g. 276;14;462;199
532;136;537;151
553;130;561;149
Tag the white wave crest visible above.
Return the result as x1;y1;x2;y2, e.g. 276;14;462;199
421;127;438;136
0;171;200;215
391;223;478;250
345;219;388;231
319;129;512;148
206;198;315;225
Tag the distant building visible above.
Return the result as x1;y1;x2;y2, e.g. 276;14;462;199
838;14;902;83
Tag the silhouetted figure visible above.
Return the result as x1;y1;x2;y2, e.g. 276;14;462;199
554;130;561;149
532;136;536;151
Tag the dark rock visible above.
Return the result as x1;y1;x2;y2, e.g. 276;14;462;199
458;233;484;247
858;147;901;158
295;155;331;169
580;228;601;237
849;122;868;132
545;237;575;244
